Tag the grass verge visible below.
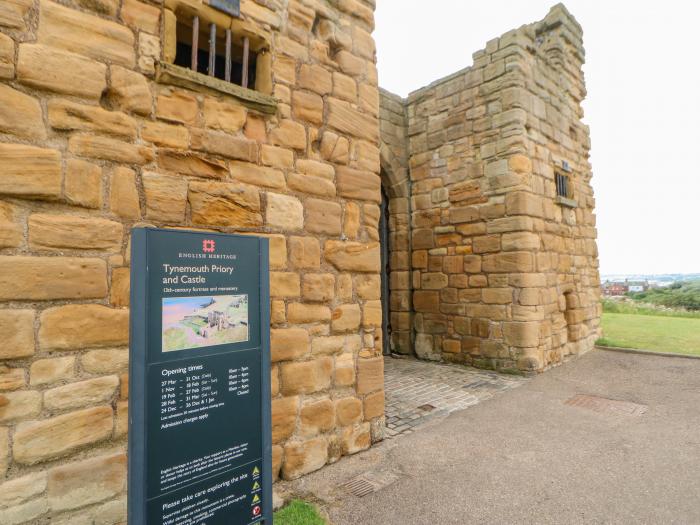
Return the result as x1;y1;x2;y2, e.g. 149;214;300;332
598;312;700;356
273;500;326;525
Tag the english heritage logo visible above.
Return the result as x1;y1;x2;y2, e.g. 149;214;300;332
202;239;216;253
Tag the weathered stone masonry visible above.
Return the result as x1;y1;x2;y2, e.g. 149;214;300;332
378;4;601;371
0;0;384;522
0;1;601;522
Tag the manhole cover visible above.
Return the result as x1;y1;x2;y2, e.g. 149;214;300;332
342;471;400;497
565;394;647;417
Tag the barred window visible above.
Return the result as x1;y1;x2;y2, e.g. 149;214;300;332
555;172;570;198
174;16;256;89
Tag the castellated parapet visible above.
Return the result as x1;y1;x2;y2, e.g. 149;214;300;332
379;4;601;372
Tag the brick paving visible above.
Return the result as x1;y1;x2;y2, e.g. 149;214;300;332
383;357;528;438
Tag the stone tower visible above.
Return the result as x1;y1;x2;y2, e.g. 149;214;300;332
379;4;601;372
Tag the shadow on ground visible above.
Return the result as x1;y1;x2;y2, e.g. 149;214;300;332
282;349;700;524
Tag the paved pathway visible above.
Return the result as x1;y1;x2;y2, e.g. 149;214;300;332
285;349;700;524
383;357;527;438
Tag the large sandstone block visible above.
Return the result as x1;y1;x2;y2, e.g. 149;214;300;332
189;180;262;227
324;241;379;272
357;357;383;394
231;162;285;190
335;352;355;387
29;214;123;252
281;437;328;480
482;251;534;273
0;143;61;199
287;303;330;324
0;202;23;248
335;396;362;426
191;130;257;162
47;452;126;511
336;166;381;202
121;0;160;34
302;273;335;302
271;395;298;444
38;0;135;66
289;236;320;269
280;358;332;395
332;304;361;333
503;321;540;347
298;64;332;95
266;193;303;231
288;172;335;197
109;167;140;219
327;97;378;142
44;376;119;410
300;398;334;437
0;366;25;390
30;356;75;386
0;84;46;140
0;0;32;29
269;119;306;151
0;256;107;301
0;390;41;422
203;98;247;133
48;99;137;138
0;309;35;359
39;305;128;351
341;422;371;455
143;172;188;223
64;159;103;210
158;151;228;179
0;472;46;509
363;390;384;420
13;406;113;464
305;199;342;236
270;328;309;363
82;348;128;374
310;335;345;356
68;134;154;165
18;44;106;99
110;66;151;115
270;272;300;298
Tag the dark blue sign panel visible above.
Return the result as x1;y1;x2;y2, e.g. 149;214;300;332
128;228;272;524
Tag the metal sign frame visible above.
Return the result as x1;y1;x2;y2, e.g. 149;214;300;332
128;227;272;524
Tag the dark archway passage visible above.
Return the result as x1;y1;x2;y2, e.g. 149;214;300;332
379;185;392;355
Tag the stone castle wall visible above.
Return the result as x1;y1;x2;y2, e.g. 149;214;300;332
0;0;384;522
379;4;601;370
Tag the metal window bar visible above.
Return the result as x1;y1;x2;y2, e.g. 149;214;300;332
208;23;216;76
224;29;232;82
191;15;199;71
186;18;252;89
241;36;250;89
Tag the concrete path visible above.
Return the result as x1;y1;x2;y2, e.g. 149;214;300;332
285;349;700;524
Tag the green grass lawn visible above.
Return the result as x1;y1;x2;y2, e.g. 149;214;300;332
599;312;700;356
273;500;326;525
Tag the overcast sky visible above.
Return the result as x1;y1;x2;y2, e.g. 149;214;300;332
374;0;699;276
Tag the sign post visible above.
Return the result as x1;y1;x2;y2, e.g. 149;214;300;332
128;227;272;524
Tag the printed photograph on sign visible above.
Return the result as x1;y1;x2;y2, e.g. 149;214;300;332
162;295;249;352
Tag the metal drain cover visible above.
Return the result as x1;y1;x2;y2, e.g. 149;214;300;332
565;394;647;417
343;471;400;497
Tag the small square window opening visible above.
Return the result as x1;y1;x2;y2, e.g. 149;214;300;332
555;172;571;199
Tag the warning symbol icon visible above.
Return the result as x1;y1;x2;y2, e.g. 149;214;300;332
252;466;260;476
252;494;261;504
252;481;260;490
